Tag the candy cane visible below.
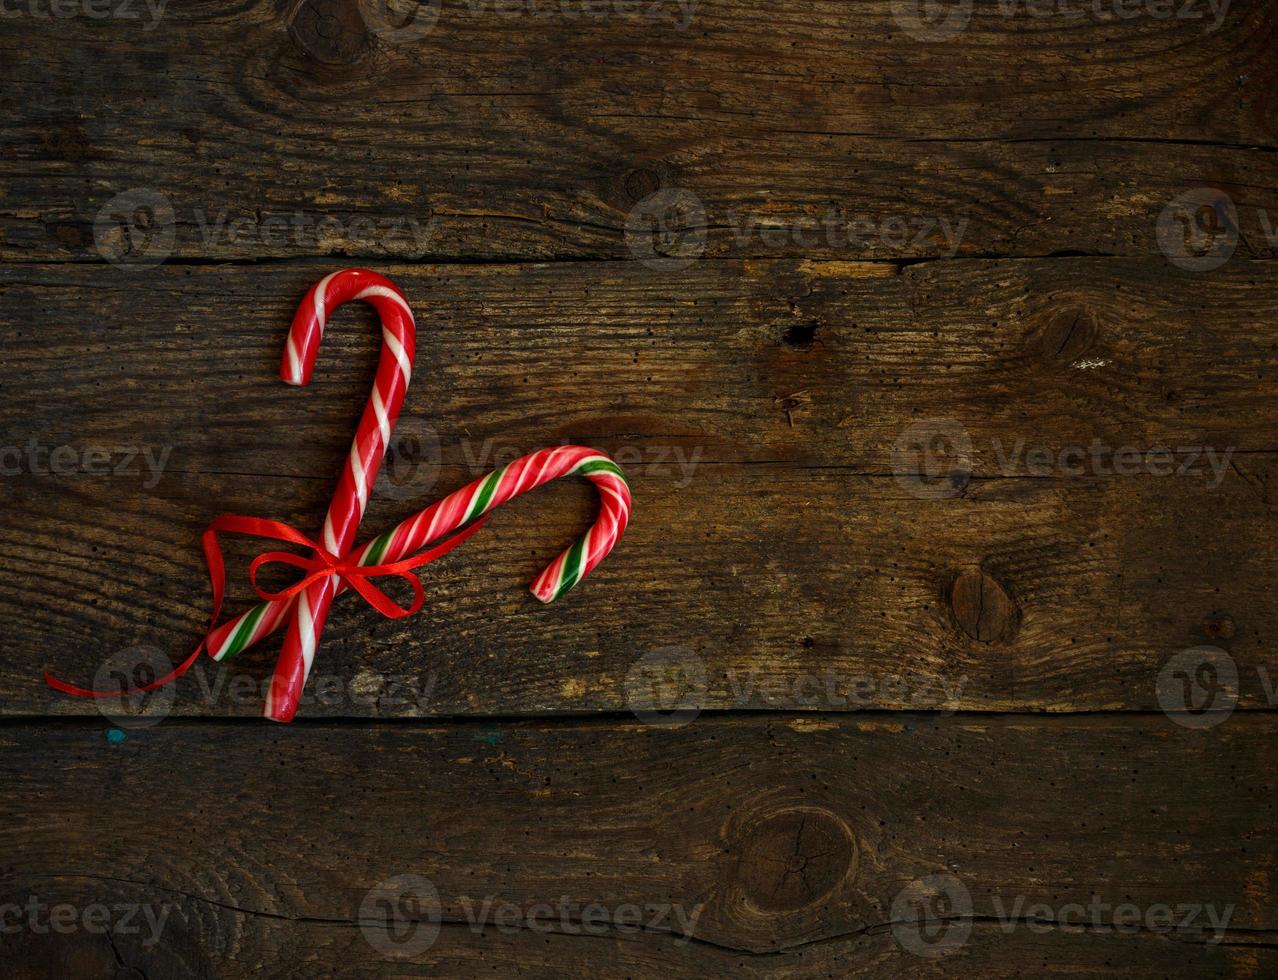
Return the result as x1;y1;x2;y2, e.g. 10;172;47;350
45;272;636;723
207;444;631;665
267;269;416;722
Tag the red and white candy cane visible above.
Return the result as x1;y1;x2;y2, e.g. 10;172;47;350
206;444;631;666
267;268;416;722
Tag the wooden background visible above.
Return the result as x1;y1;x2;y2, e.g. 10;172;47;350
1;0;1276;975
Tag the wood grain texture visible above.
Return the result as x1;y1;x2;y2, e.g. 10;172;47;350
0;1;1275;262
2;260;1273;717
1;715;1274;975
4;459;1276;717
4;4;1277;977
9;907;1269;980
3;258;1276;472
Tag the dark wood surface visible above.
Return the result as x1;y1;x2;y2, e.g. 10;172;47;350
2;0;1275;976
3;715;1277;976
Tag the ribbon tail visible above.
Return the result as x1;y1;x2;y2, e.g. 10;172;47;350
44;642;206;700
42;514;249;700
43;512;489;702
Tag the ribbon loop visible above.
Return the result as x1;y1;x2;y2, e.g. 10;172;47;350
342;569;424;620
248;550;335;603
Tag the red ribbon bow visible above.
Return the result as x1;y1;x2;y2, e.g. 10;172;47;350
45;513;486;699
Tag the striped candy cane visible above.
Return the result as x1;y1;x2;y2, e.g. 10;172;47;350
207;444;631;666
267;269;416;723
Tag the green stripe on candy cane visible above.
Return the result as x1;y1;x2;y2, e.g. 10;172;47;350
218;601;270;662
553;534;590;598
464;467;504;522
363;525;396;567
572;458;627;481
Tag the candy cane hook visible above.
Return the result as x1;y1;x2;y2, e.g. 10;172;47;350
268;269;416;722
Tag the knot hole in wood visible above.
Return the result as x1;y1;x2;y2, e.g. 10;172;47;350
728;805;858;916
949;569;1019;644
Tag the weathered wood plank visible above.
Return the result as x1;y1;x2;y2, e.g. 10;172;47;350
4;459;1274;716
6;879;1271;979
1;1;1274;261
2;259;1275;474
1;260;1273;716
0;715;1274;975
